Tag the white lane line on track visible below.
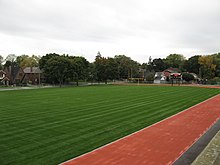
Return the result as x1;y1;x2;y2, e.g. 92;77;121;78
171;116;220;164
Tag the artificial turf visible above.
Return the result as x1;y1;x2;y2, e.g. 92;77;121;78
0;85;219;165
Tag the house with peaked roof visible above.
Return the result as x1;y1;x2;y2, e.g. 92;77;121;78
154;72;167;84
0;70;10;86
2;65;43;85
154;67;181;84
22;67;42;84
163;67;181;77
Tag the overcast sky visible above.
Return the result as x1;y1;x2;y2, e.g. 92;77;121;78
0;0;219;62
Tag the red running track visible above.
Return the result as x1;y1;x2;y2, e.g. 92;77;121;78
62;94;220;165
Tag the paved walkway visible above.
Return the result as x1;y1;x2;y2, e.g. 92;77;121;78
0;86;53;91
62;94;220;165
192;131;220;165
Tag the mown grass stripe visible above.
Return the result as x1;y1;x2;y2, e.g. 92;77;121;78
0;86;219;165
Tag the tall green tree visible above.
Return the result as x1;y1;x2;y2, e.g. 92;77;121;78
94;52;108;83
88;63;97;82
152;58;167;72
39;53;59;70
69;56;89;86
183;55;201;74
164;54;186;69
114;55;139;79
94;52;120;83
43;56;71;87
39;53;60;83
106;57;118;81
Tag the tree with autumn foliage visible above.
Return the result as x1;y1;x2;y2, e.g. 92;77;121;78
17;55;40;69
198;55;216;79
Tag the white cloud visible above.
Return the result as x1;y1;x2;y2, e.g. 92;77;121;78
0;0;219;62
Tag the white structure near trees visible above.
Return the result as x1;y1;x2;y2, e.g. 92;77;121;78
0;70;9;85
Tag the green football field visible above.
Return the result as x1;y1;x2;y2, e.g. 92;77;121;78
0;85;219;165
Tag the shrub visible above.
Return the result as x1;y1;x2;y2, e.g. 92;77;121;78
182;73;194;82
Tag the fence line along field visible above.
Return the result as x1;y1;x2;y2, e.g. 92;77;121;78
0;85;219;165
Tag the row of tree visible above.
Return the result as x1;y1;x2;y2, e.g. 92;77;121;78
39;53;89;86
1;52;220;86
146;53;220;80
39;52;141;86
0;54;40;70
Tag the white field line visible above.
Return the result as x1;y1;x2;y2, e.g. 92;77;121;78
170;116;220;165
60;94;220;165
